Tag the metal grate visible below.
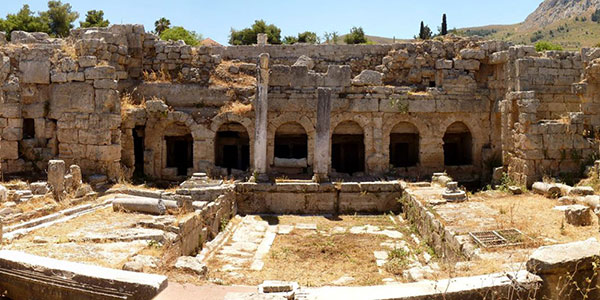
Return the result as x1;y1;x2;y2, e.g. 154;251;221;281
469;229;524;248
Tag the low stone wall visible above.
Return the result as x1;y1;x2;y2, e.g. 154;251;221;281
235;182;402;215
399;183;470;262
165;191;236;259
303;270;540;300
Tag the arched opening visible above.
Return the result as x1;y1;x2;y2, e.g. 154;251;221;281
332;121;365;174
133;126;145;178
273;122;308;173
389;122;419;168
164;122;193;176
215;122;250;174
443;122;472;166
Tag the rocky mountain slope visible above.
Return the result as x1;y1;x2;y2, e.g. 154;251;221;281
522;0;600;30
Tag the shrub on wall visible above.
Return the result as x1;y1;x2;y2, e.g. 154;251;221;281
535;41;563;52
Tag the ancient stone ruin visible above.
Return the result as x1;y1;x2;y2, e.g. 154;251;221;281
0;25;600;299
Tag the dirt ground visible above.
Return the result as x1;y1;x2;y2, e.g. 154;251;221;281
4;206;169;269
464;190;599;245
201;215;437;287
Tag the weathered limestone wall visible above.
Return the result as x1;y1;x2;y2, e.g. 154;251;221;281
512;50;583;119
2;25;599;184
0;39;121;178
235;182;402;214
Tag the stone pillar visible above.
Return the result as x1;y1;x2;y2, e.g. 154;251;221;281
257;33;268;46
70;164;82;191
48;160;65;200
313;88;332;183
250;53;270;183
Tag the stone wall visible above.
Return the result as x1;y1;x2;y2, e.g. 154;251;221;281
0;40;121;178
235;182;402;214
1;25;599;183
512;51;583;119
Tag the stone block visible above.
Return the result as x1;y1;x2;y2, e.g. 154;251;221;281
352;70;383;86
0;250;167;299
564;205;593;226
94;79;118;89
84;66;115;80
0;141;18;159
19;60;50;84
49;83;95;117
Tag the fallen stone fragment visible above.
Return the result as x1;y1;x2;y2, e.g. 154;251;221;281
532;182;561;198
174;256;207;276
564;205;593;226
113;195;166;215
123;255;160;272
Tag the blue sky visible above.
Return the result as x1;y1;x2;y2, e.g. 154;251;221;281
2;0;543;45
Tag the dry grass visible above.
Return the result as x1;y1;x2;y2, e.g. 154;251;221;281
474;191;600;245
120;92;146;119
251;233;387;287
61;43;78;60
211;60;256;89
218;101;252;116
17;195;58;213
199;215;431;286
143;69;173;83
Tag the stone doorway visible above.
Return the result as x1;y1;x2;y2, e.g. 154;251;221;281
133;126;145;178
215;122;250;174
23;118;35;139
332;121;365;174
273;122;308;174
443;122;472;166
166;134;193;176
390;122;419;168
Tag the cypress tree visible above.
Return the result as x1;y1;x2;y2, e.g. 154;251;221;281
419;21;425;39
441;14;448;35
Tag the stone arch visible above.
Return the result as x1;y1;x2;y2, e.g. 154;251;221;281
207;113;255;169
214;121;252;173
389;122;420;168
267;113;315;170
382;115;430;170
330;113;374;173
331;120;366;174
443;121;473;166
144;110;198;179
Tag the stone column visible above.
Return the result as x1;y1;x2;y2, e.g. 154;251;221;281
313;88;332;183
257;33;268;46
48;160;65;200
251;53;270;182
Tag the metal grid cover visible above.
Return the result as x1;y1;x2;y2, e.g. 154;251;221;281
469;229;524;248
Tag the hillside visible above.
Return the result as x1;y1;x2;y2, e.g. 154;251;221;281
457;0;600;49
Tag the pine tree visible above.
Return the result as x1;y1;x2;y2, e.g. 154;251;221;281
441;14;448;36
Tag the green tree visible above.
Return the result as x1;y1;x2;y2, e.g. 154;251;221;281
441;14;448;36
283;35;298;44
79;10;109;28
154;17;171;35
229;20;282;45
40;1;79;37
0;4;50;38
344;26;367;44
160;26;202;46
418;21;432;40
297;31;319;44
